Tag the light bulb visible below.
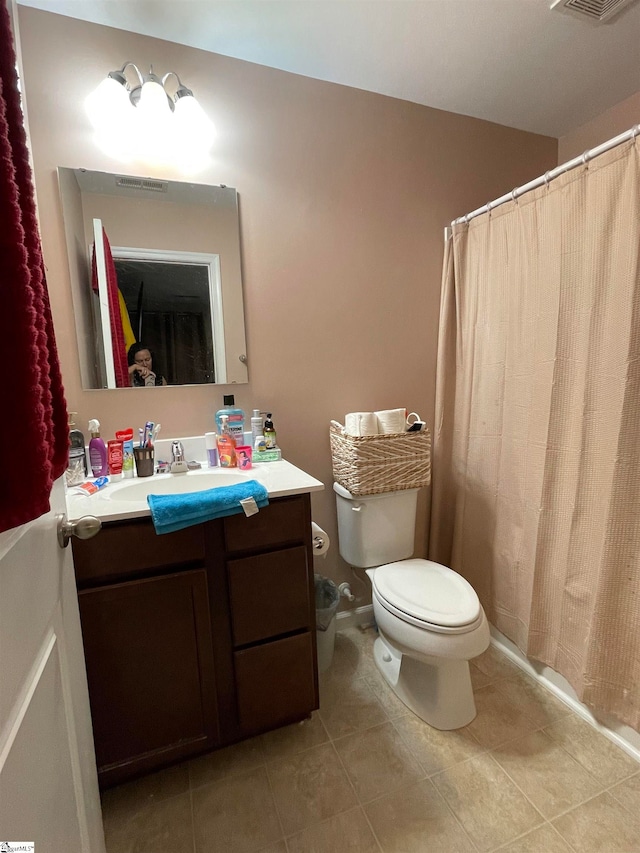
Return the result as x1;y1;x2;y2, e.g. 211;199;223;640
133;80;174;165
137;80;172;119
174;95;216;150
85;76;130;131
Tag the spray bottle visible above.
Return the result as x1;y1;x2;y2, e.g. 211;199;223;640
88;419;108;477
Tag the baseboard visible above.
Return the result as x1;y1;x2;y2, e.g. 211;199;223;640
489;625;640;764
336;604;375;631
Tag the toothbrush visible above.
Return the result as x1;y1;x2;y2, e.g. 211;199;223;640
152;424;162;445
139;427;144;447
143;421;154;447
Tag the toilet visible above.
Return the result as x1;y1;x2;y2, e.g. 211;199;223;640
334;483;489;730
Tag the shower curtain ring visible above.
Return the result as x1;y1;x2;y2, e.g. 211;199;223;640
511;188;519;204
543;171;551;189
581;151;590;168
632;124;640;140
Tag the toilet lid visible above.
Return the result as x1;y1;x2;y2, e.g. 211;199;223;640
372;559;481;628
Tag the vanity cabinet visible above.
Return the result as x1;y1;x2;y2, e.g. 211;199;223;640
72;493;318;788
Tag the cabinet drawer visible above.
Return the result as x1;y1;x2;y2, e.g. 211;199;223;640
223;495;308;554
73;519;205;586
234;633;317;734
228;546;311;646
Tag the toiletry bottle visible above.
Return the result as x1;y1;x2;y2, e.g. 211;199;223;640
250;409;263;444
88;419;108;477
107;439;124;478
254;434;267;454
264;413;277;449
116;428;135;478
217;415;237;468
66;413;88;484
215;395;245;447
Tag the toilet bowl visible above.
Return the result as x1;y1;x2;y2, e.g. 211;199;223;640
334;483;489;730
367;559;489;729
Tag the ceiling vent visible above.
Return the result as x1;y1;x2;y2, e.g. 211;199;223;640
550;0;638;22
115;176;168;192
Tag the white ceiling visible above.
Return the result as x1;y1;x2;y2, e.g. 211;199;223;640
19;0;640;137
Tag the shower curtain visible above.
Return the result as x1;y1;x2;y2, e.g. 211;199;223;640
429;139;640;731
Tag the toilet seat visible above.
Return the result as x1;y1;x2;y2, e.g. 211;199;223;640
371;559;483;635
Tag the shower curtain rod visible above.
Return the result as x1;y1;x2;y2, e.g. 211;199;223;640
449;123;640;231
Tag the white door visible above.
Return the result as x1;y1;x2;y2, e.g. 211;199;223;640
0;478;106;852
92;217;116;390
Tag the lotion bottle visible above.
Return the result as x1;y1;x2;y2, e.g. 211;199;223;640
88;418;108;477
250;409;263;444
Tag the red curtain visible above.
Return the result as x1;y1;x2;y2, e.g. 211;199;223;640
0;0;68;533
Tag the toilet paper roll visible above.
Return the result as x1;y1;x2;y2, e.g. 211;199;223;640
375;408;407;434
345;412;379;436
311;522;331;558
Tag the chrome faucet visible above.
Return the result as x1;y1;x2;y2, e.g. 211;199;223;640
171;441;185;464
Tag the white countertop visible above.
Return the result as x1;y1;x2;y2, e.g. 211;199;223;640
66;459;324;523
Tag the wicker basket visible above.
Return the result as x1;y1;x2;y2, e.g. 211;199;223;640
330;422;431;496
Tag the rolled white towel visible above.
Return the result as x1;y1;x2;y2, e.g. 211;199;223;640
375;408;407;434
345;412;379;436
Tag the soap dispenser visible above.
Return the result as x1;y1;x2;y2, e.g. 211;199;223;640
88;418;108;477
217;415;237;468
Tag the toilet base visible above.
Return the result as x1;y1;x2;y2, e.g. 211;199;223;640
373;633;477;730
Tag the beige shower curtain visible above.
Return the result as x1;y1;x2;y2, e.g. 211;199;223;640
430;139;640;731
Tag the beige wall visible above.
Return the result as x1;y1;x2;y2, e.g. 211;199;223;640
558;91;640;163
19;7;557;595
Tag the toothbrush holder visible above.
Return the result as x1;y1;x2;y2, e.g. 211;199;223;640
133;446;154;477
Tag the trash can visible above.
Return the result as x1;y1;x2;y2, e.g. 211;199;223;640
315;574;340;672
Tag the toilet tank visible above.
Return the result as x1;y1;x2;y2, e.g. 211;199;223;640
333;482;419;568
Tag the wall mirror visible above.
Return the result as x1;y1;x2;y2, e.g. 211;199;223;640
58;167;248;389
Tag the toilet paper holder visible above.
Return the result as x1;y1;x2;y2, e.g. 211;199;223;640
311;521;331;557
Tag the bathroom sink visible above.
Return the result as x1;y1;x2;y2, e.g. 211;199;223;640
107;470;251;502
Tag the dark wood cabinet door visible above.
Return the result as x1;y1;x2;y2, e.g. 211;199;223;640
78;569;218;786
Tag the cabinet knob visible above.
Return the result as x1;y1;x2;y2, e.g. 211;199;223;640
57;514;102;549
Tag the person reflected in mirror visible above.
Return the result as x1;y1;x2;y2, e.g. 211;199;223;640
128;342;168;387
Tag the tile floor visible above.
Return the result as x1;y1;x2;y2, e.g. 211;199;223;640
101;626;640;853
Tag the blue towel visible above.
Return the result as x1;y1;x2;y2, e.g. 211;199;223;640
147;479;269;534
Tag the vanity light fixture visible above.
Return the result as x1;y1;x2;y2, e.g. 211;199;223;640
85;63;216;172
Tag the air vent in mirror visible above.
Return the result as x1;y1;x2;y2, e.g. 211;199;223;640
551;0;638;22
115;176;168;192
